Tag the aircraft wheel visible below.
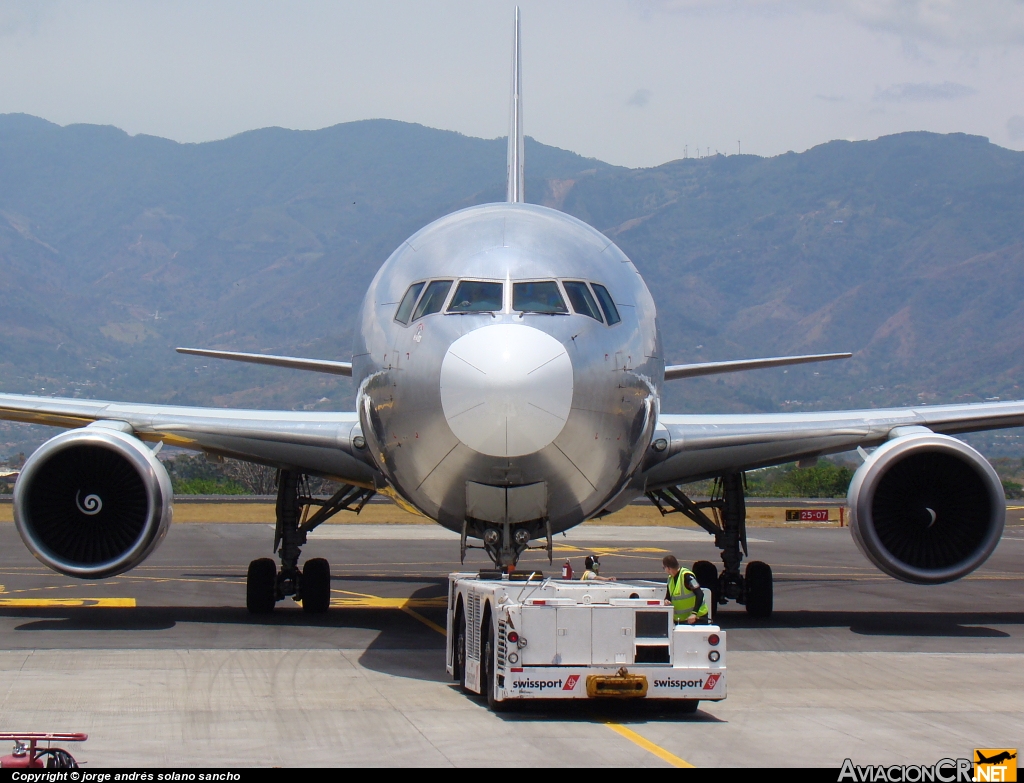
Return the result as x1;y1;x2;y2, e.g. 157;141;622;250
301;558;331;613
744;560;773;619
691;560;720;621
246;558;277;614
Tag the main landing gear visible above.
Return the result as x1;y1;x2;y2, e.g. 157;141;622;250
648;472;774;619
246;469;375;614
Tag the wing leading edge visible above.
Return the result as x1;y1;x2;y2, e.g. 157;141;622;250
664;352;851;381
0;392;380;488
643;400;1024;488
176;347;352;377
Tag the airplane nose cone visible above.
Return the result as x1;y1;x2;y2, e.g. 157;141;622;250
440;324;573;458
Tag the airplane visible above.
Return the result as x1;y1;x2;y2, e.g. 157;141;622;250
976;751;1016;765
0;8;1016;619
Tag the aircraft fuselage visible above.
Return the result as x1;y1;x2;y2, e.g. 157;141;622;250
353;202;662;539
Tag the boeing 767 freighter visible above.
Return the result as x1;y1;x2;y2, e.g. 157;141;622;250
0;10;1015;620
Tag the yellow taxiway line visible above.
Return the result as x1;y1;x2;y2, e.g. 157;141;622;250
400;606;448;635
604;722;695;768
386;589;696;768
0;598;136;607
0;582;694;766
328;589;450;634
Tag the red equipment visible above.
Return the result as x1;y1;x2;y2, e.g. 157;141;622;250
562;559;573;579
0;733;87;769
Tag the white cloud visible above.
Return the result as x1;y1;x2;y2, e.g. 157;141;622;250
873;81;978;102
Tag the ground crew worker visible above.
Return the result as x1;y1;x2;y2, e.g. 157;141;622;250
662;554;708;624
580;555;615;581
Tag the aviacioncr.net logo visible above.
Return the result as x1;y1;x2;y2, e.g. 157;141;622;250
974;749;1017;782
839;758;973;782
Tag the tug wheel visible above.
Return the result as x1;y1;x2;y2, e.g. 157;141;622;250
454;608;467;687
483;617;509;712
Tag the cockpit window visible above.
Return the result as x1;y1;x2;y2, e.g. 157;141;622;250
394;282;425;325
513;281;568;314
562;281;603;322
412;279;453;321
592;283;621;325
447;280;504;313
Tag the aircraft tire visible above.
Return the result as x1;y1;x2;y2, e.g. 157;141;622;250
301;558;331;614
744;560;773;619
246;558;277;614
691;560;720;621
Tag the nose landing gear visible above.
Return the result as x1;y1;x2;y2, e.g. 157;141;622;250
649;471;774;618
461;518;553;570
246;469;375;614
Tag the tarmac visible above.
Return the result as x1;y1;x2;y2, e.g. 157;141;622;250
0;511;1021;768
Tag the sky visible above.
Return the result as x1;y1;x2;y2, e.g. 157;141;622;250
1;0;1023;168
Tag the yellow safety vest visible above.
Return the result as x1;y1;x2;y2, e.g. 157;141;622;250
581;569;598;581
668;569;708;623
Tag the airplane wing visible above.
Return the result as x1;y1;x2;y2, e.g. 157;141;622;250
175;348;352;376
0;392;380;488
643;400;1024;487
664;352;851;380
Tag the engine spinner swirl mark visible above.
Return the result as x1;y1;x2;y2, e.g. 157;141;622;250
76;490;103;516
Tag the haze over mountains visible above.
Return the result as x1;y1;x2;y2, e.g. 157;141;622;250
2;113;1024;458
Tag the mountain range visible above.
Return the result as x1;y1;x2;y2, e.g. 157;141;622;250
2;114;1024;458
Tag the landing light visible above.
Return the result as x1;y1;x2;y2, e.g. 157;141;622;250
652;438;668;452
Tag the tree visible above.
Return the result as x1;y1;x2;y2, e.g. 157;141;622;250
223;460;278;495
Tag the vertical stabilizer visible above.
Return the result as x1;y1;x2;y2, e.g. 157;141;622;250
506;7;524;203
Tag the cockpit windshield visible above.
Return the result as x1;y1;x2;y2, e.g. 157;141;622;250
513;281;568;314
592;283;621;325
412;279;453;321
562;281;602;322
447;280;504;313
394;282;425;325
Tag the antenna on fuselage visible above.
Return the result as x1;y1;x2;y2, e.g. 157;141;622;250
506;6;524;203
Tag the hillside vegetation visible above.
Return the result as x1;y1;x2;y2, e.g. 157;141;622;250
2;115;1024;458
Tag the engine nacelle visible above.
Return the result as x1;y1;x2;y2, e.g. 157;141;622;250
14;427;172;579
848;432;1004;584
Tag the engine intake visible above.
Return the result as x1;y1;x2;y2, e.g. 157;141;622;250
848;432;1004;584
14;427;172;578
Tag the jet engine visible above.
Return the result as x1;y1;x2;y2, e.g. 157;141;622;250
13;427;172;579
848;431;1004;584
